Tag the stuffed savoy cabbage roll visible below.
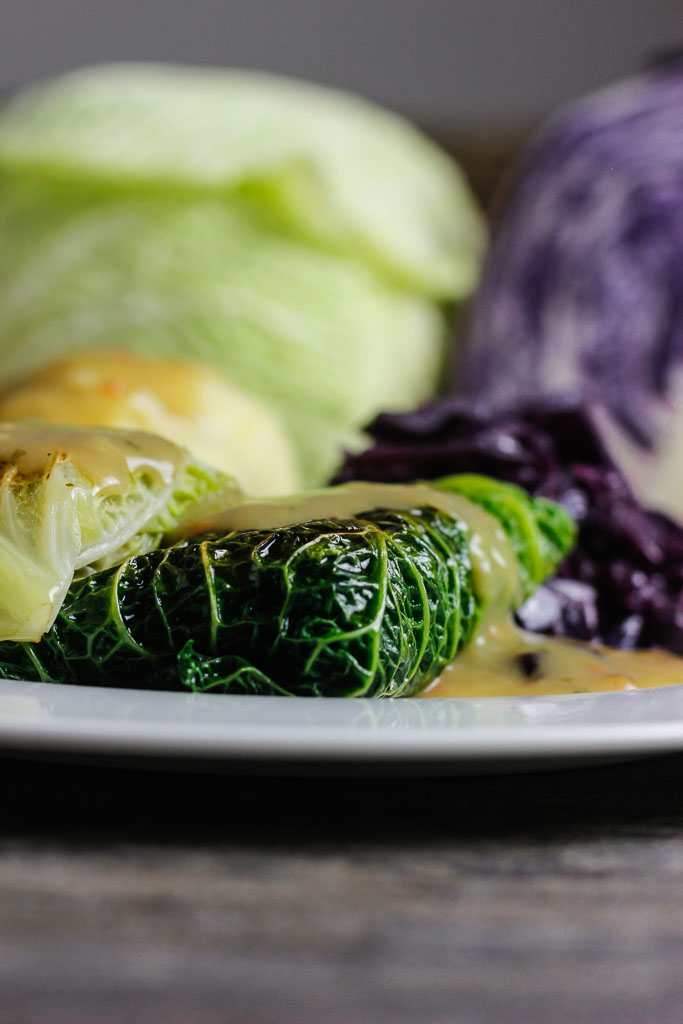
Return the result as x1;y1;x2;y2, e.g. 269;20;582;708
0;471;575;697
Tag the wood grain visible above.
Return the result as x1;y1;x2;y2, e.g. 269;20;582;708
1;751;683;1023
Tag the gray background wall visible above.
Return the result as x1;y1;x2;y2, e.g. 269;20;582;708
1;0;680;125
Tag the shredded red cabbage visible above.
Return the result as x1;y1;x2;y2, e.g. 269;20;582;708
335;398;683;653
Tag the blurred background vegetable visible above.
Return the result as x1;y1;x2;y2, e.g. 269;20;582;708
0;64;484;487
460;63;683;523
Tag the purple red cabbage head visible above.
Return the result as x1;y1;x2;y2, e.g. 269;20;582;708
458;63;683;524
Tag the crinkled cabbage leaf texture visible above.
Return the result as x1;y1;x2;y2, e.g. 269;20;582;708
0;423;237;642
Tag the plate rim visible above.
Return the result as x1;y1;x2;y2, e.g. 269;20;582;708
2;679;683;763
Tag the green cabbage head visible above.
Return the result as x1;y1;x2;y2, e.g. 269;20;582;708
0;65;485;484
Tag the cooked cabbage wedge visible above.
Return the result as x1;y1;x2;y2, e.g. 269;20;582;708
0;423;238;642
0;476;575;696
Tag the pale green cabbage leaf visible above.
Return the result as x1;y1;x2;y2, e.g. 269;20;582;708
0;64;484;296
0;65;485;484
0;423;238;642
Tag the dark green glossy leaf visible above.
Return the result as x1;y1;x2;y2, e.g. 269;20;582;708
0;483;575;697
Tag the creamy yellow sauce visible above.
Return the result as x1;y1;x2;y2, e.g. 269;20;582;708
190;480;524;616
0;349;300;495
422;619;683;697
191;480;683;697
0;421;182;497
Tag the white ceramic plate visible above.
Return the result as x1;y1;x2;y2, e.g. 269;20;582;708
1;679;683;773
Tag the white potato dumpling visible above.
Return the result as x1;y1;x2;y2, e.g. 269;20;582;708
0;349;301;497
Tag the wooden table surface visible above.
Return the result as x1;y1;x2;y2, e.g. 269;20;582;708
1;749;683;1024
